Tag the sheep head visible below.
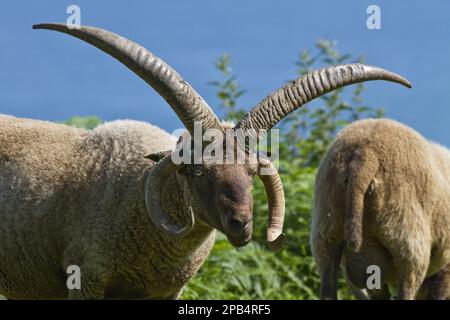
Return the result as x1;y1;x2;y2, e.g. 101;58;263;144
33;23;411;252
179;161;255;248
144;129;284;249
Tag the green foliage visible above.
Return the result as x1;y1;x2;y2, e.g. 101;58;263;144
283;40;384;167
63;115;103;130
183;40;379;300
208;53;246;123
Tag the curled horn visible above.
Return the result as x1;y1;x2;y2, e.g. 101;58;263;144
257;155;285;252
235;63;411;142
145;156;194;237
33;23;223;136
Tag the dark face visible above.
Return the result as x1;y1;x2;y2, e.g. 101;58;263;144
179;162;255;247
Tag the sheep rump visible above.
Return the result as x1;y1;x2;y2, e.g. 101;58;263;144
311;118;450;299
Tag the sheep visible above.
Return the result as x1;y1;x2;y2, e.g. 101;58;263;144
311;118;450;300
0;22;410;299
0;116;197;299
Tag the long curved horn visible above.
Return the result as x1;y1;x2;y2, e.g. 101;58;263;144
145;156;194;237
235;63;411;141
33;23;223;136
257;157;285;252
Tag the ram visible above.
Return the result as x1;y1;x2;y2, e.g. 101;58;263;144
0;22;410;299
311;118;450;299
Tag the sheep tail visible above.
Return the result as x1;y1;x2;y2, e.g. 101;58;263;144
344;149;379;253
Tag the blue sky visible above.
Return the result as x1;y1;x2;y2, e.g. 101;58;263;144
0;0;449;146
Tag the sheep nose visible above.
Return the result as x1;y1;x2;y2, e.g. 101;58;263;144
226;216;252;237
227;218;242;235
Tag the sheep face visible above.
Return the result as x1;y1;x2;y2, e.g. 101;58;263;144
179;162;255;247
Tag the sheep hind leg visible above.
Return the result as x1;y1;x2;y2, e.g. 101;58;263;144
390;233;431;299
395;256;429;300
317;242;344;300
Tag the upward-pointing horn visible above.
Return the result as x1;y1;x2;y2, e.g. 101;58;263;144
33;22;224;236
33;23;224;136
234;63;411;142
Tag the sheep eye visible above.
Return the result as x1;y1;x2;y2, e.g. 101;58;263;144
193;168;203;177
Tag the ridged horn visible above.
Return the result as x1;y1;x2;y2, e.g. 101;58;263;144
235;63;411;141
144;156;194;237
33;23;223;136
257;157;285;252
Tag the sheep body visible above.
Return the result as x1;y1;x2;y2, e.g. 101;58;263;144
0;114;215;299
311;118;450;299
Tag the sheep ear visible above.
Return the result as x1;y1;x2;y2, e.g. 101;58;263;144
144;150;172;162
